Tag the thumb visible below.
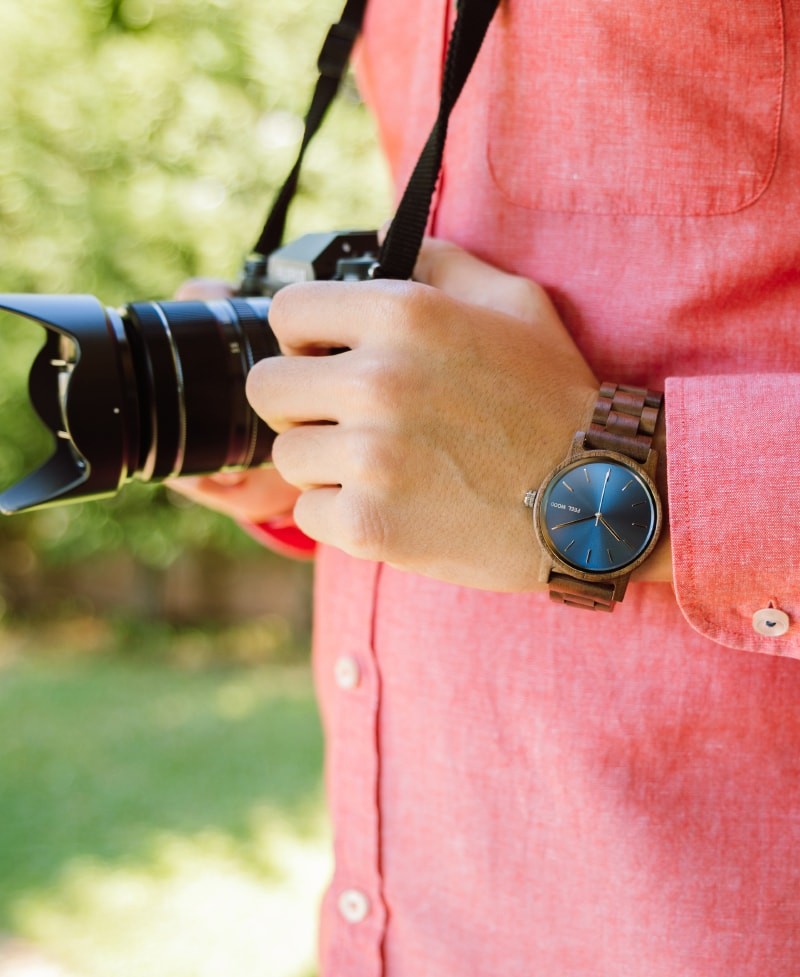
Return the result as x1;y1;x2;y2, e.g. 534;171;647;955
411;236;552;325
173;278;234;301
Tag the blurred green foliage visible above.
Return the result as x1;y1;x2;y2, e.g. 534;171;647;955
0;0;391;577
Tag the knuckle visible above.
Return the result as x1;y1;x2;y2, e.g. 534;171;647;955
353;353;407;412
374;279;441;338
398;282;442;335
340;492;391;560
508;277;552;320
347;430;400;488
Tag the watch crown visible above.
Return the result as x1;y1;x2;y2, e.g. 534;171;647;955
523;490;537;508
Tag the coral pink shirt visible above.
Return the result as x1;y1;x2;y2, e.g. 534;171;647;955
265;1;800;973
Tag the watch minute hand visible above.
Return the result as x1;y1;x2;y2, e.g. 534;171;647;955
598;514;633;550
595;468;611;524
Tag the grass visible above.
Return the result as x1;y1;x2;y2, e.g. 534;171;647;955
0;640;329;977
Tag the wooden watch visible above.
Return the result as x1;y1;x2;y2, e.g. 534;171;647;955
524;383;664;611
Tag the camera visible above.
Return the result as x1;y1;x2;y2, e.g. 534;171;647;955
0;230;379;515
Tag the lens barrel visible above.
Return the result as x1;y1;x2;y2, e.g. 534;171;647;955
125;297;278;481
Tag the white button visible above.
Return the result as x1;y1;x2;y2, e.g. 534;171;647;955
338;888;370;924
334;656;361;690
752;607;790;637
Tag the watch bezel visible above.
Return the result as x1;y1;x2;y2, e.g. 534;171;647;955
533;448;663;582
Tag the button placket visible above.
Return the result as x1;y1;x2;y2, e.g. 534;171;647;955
321;558;386;976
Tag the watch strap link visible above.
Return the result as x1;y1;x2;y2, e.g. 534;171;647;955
583;382;662;463
548;573;619;612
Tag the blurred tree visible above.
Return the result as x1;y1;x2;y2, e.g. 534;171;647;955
0;0;390;587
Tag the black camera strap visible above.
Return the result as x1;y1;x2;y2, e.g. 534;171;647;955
252;0;369;259
252;0;501;281
374;0;500;280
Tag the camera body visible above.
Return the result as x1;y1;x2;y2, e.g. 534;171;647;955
0;230;379;515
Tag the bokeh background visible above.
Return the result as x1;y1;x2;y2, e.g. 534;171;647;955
0;1;390;974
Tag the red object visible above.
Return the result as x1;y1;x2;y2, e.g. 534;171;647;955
243;518;316;559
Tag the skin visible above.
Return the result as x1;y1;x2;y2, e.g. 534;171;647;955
170;239;672;591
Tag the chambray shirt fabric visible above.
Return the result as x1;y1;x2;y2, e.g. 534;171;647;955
254;1;800;973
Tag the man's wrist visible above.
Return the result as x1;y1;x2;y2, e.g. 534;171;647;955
631;405;672;583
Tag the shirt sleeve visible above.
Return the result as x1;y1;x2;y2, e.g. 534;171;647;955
239;517;317;560
665;373;800;656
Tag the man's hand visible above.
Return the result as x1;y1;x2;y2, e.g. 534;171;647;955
245;238;598;591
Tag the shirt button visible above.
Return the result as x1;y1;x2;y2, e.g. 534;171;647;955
338;888;370;924
334;655;361;691
752;607;790;637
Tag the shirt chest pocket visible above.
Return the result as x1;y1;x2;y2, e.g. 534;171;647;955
486;0;785;216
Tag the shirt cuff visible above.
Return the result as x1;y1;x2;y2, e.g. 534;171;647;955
665;374;800;657
239;517;317;560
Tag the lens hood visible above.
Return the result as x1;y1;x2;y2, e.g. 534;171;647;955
0;295;140;514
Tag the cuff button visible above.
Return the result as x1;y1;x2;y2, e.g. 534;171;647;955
752;607;791;638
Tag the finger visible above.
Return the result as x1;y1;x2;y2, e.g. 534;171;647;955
173;278;234;301
167;469;299;523
268;278;413;354
272;424;394;492
412;237;480;290
412;236;550;324
292;484;394;562
272;425;341;489
246;351;357;431
292;486;342;548
206;471;248;487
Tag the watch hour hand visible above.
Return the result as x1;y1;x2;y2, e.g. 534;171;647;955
551;515;596;531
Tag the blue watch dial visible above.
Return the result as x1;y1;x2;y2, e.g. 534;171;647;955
540;459;657;574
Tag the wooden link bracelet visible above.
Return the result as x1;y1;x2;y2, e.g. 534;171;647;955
585;383;662;464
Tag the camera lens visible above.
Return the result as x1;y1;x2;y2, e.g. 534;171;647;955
0;293;279;514
124;297;278;481
0;231;378;513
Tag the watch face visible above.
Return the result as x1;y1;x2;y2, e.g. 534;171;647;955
539;458;658;574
